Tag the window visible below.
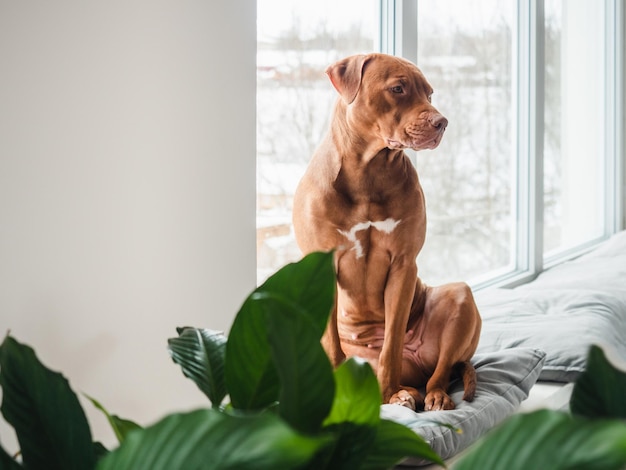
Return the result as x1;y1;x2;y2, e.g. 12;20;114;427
256;0;624;287
256;0;377;283
543;0;607;257
409;0;516;286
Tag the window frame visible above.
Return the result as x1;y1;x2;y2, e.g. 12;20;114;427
378;0;625;290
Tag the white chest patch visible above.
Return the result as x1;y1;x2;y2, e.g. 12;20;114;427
337;218;401;259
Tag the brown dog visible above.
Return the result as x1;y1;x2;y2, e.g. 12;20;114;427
292;53;482;411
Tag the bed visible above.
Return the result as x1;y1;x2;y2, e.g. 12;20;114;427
382;230;626;468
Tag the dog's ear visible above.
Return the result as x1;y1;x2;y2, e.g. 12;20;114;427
326;54;370;104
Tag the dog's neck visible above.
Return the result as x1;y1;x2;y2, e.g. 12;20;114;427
319;102;415;203
329;99;402;165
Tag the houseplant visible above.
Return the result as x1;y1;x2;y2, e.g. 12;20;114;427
0;251;442;469
1;250;626;468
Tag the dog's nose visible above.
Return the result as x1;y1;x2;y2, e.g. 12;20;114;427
429;114;448;131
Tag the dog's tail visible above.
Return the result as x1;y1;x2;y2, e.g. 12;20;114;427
455;361;477;402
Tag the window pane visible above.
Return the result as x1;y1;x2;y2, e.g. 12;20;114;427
543;0;606;256
414;0;516;285
256;0;377;283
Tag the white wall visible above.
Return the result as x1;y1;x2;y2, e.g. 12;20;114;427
0;1;256;451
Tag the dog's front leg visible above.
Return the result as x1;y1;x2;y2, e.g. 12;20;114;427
378;260;417;403
322;291;345;367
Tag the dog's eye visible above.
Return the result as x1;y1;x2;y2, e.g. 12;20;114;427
390;85;404;94
427;93;433;103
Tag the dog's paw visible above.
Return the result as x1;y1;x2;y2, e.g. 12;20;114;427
389;388;425;411
424;389;455;411
389;390;416;410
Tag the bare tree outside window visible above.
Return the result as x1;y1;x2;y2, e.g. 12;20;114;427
256;0;579;286
412;0;515;285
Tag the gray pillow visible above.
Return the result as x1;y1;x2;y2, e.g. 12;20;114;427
475;230;626;382
475;288;626;382
381;348;546;466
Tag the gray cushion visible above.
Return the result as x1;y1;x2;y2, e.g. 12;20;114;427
475;230;626;382
381;347;545;466
475;289;626;382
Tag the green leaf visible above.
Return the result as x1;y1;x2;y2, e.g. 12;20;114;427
319;422;377;469
86;394;142;444
96;409;329;470
0;335;96;470
167;327;227;408
225;251;335;411
264;295;335;434
454;409;626;470
321;360;444;468
570;344;626;419
260;251;335;336
0;444;22;469
316;358;382;468
360;419;445;469
93;442;110;461
225;294;281;409
324;357;381;427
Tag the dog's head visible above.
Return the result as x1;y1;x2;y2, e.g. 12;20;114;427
326;53;447;151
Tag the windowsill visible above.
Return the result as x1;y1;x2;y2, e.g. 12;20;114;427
470;234;612;291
